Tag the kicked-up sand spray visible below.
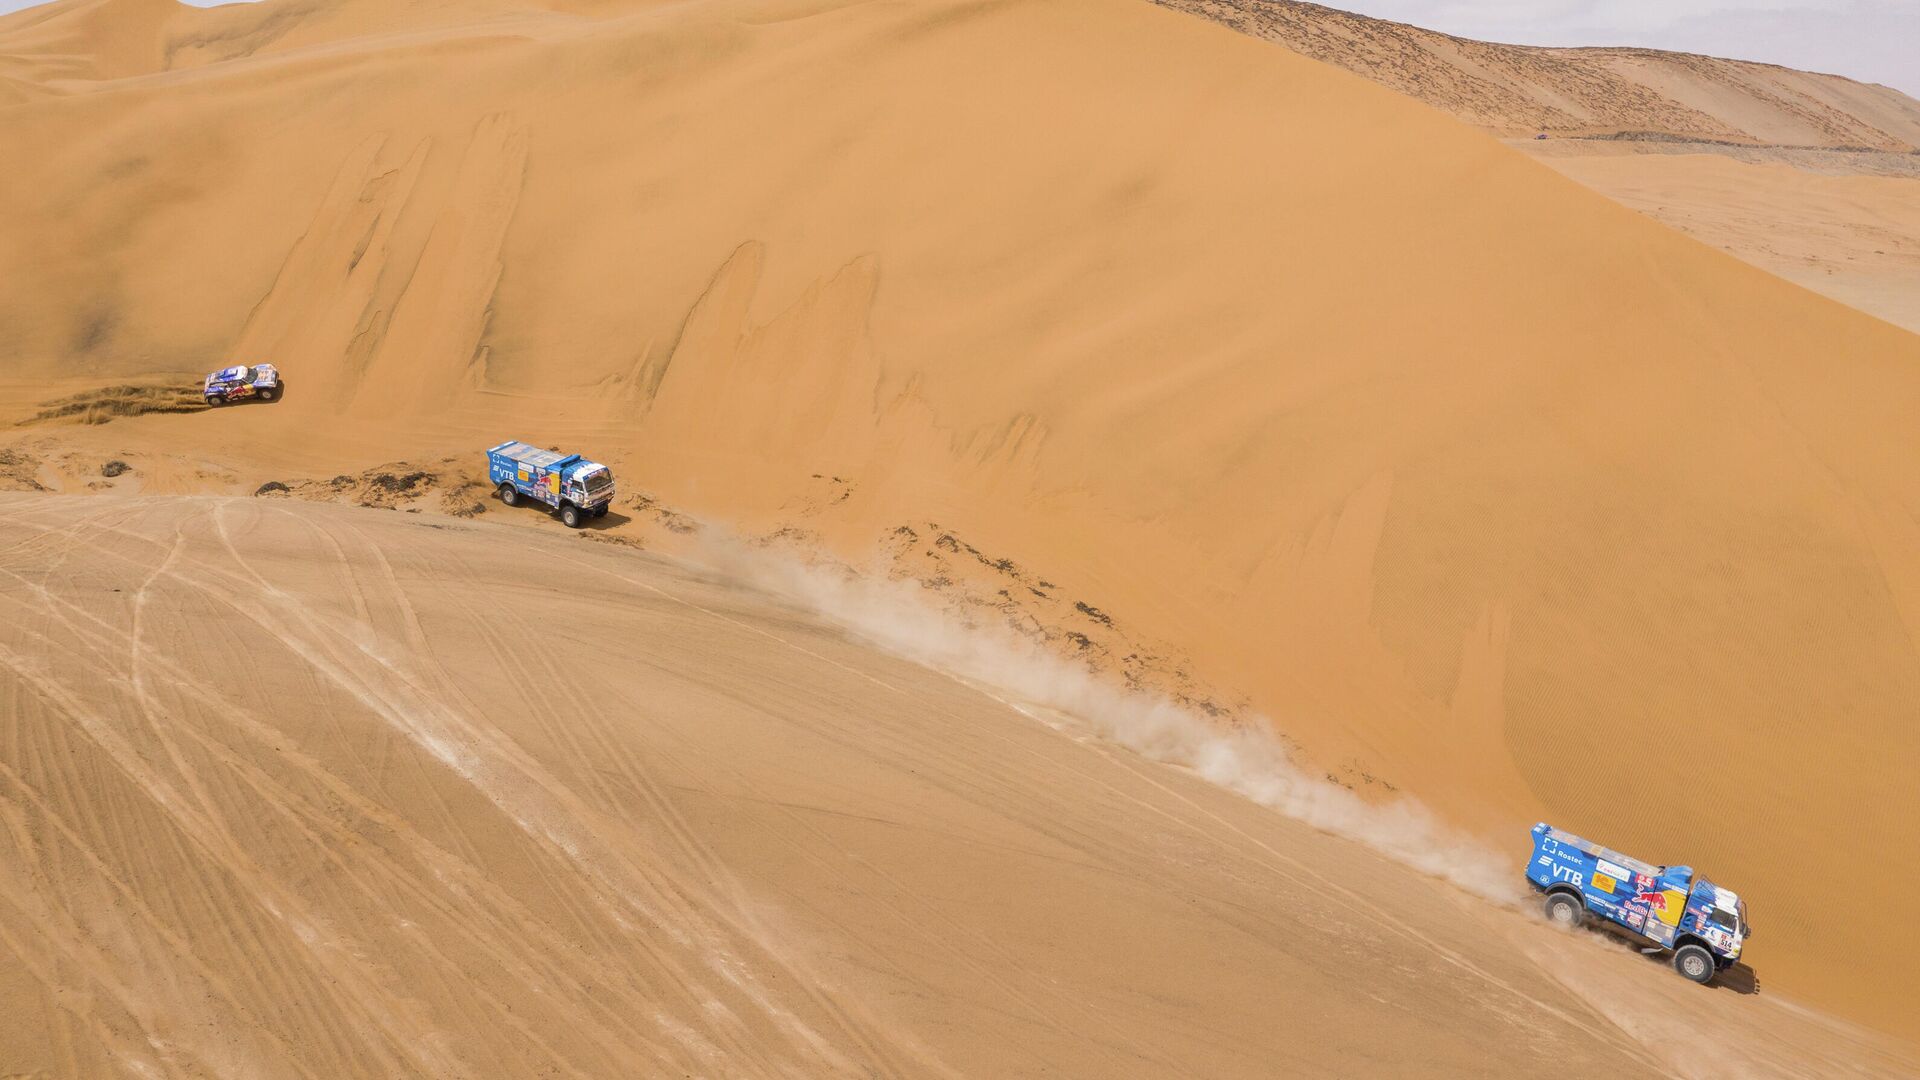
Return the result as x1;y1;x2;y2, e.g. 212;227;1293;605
697;539;1521;905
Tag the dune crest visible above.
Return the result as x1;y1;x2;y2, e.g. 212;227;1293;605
1157;0;1920;334
1155;0;1920;149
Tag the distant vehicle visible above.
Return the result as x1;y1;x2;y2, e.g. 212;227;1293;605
1527;823;1750;984
487;440;616;528
204;363;281;406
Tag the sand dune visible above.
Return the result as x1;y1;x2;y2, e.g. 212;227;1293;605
1521;145;1920;335
3;493;1917;1078
2;0;1920;1049
0;493;1647;1078
1160;0;1920;336
1155;0;1920;148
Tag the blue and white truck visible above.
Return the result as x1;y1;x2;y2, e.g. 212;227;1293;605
1528;823;1750;983
487;441;616;528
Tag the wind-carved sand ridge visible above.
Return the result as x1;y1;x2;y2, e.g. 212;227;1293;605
2;0;1920;1064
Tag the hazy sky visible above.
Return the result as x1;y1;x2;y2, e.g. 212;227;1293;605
1;0;1913;97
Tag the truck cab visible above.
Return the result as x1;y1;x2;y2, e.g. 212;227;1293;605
1527;823;1750;984
487;440;617;528
566;463;615;511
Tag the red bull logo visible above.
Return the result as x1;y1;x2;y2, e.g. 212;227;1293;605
1648;888;1688;927
1633;891;1667;911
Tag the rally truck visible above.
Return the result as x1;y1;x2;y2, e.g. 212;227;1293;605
1528;823;1750;984
203;363;280;406
487;440;615;528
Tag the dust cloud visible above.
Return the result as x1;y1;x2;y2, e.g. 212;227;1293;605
702;540;1523;904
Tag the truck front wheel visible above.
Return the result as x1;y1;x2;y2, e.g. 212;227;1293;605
560;503;583;528
498;483;519;507
1543;892;1584;929
592;504;608;518
1673;944;1715;984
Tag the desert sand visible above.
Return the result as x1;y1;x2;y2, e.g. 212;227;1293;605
3;0;1920;1066
1169;0;1920;337
4;493;1918;1078
1519;145;1920;335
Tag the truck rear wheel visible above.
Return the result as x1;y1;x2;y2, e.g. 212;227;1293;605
560;503;583;529
1543;891;1583;929
498;483;519;507
1673;944;1715;984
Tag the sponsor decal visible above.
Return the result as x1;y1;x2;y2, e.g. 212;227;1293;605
1657;889;1687;927
1633;889;1688;926
1595;859;1631;881
1592;873;1618;894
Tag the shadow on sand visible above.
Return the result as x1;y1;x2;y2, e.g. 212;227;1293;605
491;496;633;533
1583;920;1761;996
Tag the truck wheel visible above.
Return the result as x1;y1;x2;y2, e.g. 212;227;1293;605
498;483;519;507
1543;892;1584;929
258;386;277;402
560;503;583;529
1673;944;1715;984
592;504;608;518
206;395;224;407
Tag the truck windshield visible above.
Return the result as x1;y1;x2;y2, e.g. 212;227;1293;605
585;470;613;494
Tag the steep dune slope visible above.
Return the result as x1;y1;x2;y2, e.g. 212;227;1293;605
2;0;1919;1039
